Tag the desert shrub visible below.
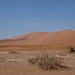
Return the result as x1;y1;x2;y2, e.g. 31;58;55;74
28;54;63;70
0;57;5;62
9;51;17;54
67;45;74;52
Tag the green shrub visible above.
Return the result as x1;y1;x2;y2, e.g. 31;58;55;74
28;54;63;70
67;45;74;52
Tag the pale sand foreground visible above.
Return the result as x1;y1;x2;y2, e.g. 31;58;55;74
0;50;75;75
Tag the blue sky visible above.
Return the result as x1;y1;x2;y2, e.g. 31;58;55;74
0;0;75;39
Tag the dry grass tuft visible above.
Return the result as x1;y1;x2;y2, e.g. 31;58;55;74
9;51;17;54
28;54;64;70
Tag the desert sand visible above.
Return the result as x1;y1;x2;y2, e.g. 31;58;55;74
0;29;75;75
0;29;75;50
0;50;75;75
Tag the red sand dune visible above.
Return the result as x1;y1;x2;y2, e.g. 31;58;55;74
0;29;75;49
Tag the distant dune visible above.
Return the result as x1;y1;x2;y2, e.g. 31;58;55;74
0;29;75;50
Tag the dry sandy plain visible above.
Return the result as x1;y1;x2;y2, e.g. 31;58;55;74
0;49;75;75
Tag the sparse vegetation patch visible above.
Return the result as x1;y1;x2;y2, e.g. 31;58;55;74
28;54;64;70
67;45;74;52
9;51;17;54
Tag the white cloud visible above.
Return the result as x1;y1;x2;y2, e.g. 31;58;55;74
24;23;38;27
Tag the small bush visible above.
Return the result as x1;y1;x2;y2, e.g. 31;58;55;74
9;51;17;54
28;54;63;70
0;57;5;62
67;45;74;52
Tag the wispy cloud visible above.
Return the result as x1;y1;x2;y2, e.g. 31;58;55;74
24;23;38;27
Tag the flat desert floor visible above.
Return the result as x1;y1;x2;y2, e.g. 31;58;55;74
0;50;75;75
